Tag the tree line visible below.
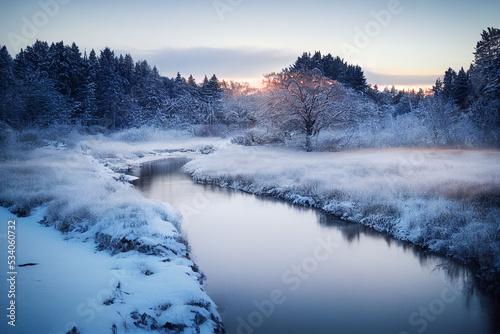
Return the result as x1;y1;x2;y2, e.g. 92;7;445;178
0;41;233;128
0;28;498;150
265;28;499;149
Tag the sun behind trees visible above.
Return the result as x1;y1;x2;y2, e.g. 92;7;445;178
0;27;499;150
263;69;347;152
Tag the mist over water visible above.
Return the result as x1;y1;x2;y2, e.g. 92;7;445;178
134;158;498;334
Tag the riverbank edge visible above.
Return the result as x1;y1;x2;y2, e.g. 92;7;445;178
182;167;500;293
0;145;227;334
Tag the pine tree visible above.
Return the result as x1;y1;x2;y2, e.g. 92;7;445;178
474;27;500;99
432;78;443;97
290;52;313;72
47;41;72;96
322;54;345;81
0;45;17;125
172;72;187;97
207;74;222;100
344;65;367;92
199;74;223;124
442;68;457;101
119;54;135;94
11;41;69;127
133;61;165;124
187;74;197;88
451;67;471;108
0;45;14;91
68;42;84;99
186;74;199;98
97;47;123;128
80;50;99;126
13;41;49;80
310;51;323;72
200;75;210;100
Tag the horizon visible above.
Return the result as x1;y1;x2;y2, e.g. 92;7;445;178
1;0;499;89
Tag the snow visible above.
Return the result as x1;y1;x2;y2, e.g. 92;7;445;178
183;145;500;285
1;127;499;333
0;206;221;334
0;130;225;333
76;127;228;172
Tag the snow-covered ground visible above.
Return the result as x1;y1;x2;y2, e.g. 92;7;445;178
0;128;226;334
183;145;500;287
1;127;499;334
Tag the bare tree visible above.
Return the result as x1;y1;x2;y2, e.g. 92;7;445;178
263;68;346;151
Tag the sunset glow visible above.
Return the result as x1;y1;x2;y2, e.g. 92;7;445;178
1;0;499;88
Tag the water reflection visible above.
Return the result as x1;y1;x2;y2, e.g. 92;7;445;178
133;158;499;334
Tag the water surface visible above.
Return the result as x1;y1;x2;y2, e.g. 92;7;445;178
133;158;498;334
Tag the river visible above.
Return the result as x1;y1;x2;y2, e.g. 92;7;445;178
133;158;498;334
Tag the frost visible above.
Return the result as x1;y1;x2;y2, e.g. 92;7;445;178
0;129;225;333
183;144;500;286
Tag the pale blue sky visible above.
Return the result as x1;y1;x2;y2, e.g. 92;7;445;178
1;0;499;88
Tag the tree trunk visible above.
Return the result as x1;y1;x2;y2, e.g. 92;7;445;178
305;121;314;152
306;134;312;152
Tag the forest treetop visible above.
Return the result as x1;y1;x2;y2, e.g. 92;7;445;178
0;27;498;149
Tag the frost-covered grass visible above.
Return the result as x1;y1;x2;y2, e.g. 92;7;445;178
1;125;499;334
0;127;225;333
183;145;500;288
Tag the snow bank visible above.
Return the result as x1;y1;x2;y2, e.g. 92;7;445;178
0;129;225;333
183;145;500;288
76;127;227;173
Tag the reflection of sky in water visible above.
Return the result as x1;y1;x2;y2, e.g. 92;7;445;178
134;159;495;334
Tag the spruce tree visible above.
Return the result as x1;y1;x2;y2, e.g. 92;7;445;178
97;47;123;128
451;67;471;109
474;27;500;99
290;52;313;72
442;68;457;101
0;45;16;125
432;78;443;97
0;45;14;91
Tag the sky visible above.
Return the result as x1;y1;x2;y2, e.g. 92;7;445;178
0;0;499;89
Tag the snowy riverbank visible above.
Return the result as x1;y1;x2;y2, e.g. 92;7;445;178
0;128;226;334
1;126;499;333
183;145;500;289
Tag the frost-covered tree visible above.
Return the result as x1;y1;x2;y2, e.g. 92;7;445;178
0;45;19;125
264;69;346;151
290;52;314;72
432;78;443;97
442;68;457;101
119;53;136;94
451;67;471;109
220;81;259;126
321;53;345;82
186;74;196;87
289;51;367;93
474;27;500;99
0;46;14;93
343;65;367;93
198;74;223;124
97;47;123;128
46;41;83;99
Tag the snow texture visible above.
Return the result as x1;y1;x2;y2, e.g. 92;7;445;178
183;145;500;287
0;128;226;334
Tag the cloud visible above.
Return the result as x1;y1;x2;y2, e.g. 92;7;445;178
365;71;440;87
115;47;296;81
114;47;440;87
